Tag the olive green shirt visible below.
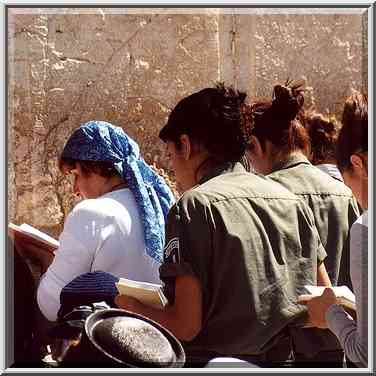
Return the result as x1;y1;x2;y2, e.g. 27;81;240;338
268;154;360;287
160;162;326;358
268;154;360;357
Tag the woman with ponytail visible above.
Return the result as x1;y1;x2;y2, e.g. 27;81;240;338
243;81;360;367
116;84;331;367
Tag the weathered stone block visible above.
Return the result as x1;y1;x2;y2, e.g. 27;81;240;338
7;8;367;235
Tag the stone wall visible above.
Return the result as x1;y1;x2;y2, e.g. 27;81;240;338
8;8;368;236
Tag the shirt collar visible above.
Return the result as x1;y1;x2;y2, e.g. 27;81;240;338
198;162;245;185
271;153;311;173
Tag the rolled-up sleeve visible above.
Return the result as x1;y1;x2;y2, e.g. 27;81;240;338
159;195;213;305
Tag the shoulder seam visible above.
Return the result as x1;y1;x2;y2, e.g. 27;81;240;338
294;193;354;198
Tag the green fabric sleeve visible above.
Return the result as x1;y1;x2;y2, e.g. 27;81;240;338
159;193;213;304
159;203;196;279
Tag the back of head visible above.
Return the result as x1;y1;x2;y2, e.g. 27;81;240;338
302;109;340;165
336;91;368;172
159;83;247;163
243;79;309;155
59;120;135;177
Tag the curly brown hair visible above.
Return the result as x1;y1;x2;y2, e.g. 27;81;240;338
301;109;340;165
336;91;368;172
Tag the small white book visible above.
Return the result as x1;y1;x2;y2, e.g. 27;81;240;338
304;285;356;311
116;278;168;309
8;222;59;252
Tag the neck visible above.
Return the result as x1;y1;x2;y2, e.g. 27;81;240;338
284;150;306;160
270;150;305;171
100;176;127;196
195;156;222;184
109;181;128;192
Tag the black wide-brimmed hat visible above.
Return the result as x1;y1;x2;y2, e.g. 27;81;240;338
85;309;185;367
56;271;185;367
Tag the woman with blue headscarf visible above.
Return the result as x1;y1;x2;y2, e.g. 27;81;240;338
37;121;175;321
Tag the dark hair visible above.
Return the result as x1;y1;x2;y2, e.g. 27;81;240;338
159;83;247;163
301;109;340;165
336;91;368;172
59;157;120;178
243;80;310;155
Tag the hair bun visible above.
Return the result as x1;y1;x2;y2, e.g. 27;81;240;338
308;113;337;137
271;80;305;123
324;119;336;134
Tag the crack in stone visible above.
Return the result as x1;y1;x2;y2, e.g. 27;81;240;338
53;176;67;227
71;15;158;121
13;27;46;38
178;26;208;45
230;15;239;89
178;42;199;63
41;114;70;158
59;56;96;64
126;96;171;112
40;115;70;225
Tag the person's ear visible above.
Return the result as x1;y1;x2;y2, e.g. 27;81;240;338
350;154;368;178
179;134;193;161
249;135;264;158
74;162;83;174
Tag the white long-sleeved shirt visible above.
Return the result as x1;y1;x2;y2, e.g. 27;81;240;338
326;211;368;367
316;163;344;182
37;188;161;321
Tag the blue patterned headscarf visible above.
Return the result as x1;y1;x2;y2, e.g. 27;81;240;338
61;120;175;263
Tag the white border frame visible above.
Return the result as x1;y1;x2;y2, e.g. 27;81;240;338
1;1;374;373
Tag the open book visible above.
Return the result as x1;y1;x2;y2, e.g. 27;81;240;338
304;285;356;317
116;278;168;310
9;223;59;253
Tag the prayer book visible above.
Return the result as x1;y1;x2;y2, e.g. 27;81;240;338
303;285;356;317
116;278;168;309
8;222;59;253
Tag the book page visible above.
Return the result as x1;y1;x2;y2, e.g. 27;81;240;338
300;285;357;321
9;223;59;251
19;224;60;248
117;277;162;291
116;279;166;309
303;285;356;315
304;285;355;304
9;223;56;276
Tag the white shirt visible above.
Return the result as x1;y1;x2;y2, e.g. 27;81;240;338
326;211;368;367
316;163;344;182
37;188;161;321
